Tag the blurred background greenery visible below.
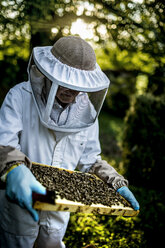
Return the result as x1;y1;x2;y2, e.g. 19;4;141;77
0;0;165;247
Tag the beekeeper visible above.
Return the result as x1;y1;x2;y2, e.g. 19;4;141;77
0;36;139;248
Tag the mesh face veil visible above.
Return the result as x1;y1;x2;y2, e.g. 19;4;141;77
28;36;110;132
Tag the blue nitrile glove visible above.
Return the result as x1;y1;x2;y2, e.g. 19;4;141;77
117;186;140;211
6;164;46;222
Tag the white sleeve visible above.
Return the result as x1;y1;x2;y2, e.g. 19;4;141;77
88;160;128;190
77;119;101;172
0;87;23;149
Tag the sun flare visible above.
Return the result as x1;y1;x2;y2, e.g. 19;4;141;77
70;18;94;40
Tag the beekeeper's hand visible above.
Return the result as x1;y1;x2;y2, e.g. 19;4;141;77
117;186;140;211
6;164;46;221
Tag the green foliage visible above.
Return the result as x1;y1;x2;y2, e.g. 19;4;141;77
0;56;28;106
105;91;131;118
98;112;124;170
130;186;165;247
64;213;143;248
105;71;136;118
95;42;158;117
147;67;165;96
95;43;157;74
121;93;165;246
122;93;165;189
98;107;165;248
1;0;165;61
1;0;164;108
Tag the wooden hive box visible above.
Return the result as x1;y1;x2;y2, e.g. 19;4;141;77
31;162;139;217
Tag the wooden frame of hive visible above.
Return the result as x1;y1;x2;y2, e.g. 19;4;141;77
32;162;139;217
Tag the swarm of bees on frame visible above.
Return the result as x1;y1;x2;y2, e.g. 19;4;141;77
31;164;130;208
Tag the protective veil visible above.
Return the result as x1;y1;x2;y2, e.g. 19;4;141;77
28;36;110;132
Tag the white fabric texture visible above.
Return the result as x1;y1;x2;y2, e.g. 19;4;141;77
31;46;110;92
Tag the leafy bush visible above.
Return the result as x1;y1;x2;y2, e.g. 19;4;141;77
130;186;165;248
122;93;165;189
98;112;124;161
64;213;143;248
105;92;130;118
0;57;28;106
103;69;137;118
122;94;165;247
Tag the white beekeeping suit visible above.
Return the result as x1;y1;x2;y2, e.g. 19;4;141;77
0;36;128;248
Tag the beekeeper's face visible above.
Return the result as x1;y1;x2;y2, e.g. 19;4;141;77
56;86;79;104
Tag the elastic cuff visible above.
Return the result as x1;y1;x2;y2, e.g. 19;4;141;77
0;163;21;182
112;181;128;191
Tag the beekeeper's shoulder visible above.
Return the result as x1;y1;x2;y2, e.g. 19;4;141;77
11;81;32;94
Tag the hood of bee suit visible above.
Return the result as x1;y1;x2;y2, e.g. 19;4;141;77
28;36;110;133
